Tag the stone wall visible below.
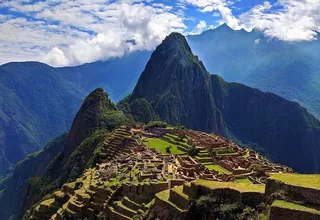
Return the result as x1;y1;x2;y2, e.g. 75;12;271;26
148;196;187;220
169;190;189;210
270;206;320;220
266;179;320;205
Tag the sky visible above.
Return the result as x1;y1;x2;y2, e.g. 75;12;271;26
0;0;319;67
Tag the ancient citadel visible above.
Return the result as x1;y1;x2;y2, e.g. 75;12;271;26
29;125;320;220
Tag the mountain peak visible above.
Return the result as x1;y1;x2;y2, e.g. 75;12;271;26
125;32;226;134
216;23;235;32
64;88;116;157
156;32;194;61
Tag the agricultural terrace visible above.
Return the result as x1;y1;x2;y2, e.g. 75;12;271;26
270;173;320;189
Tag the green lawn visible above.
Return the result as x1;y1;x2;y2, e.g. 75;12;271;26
194;179;265;193
205;164;232;174
145;138;185;154
270;174;320;189
236;178;252;184
165;133;188;143
272;200;320;215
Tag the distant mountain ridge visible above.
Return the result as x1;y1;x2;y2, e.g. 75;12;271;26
187;24;320;119
0;51;151;179
120;32;320;173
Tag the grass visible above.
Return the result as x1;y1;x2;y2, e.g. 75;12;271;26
145;199;155;208
64;182;76;190
165;133;188;143
205;164;232;174
156;189;170;201
156;190;186;212
243;151;250;158
41;198;55;206
144;138;185;154
236;178;252;184
272;200;320;215
84;173;92;188
115;201;137;213
75;189;90;199
218;152;239;156
194;179;265;193
270;174;320;189
172;186;189;199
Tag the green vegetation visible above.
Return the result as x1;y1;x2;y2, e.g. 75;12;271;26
272;200;320;215
144;138;185;155
187;146;200;157
0;51;151;180
145;121;168;129
205;165;232;174
189;195;267;220
40;198;55;206
236;178;252;184
172;186;189;200
0;133;68;220
270;174;320;189
194;180;265;193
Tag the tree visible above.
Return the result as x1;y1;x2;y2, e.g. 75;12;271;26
188;146;200;157
165;146;172;154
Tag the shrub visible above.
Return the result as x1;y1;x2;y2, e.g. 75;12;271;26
145;121;168;129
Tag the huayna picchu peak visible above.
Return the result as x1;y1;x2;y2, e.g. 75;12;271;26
126;32;226;136
1;32;320;220
120;33;320;174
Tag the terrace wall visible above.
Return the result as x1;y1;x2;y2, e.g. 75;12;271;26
266;179;320;205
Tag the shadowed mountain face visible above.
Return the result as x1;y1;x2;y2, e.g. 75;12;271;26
129;33;226;135
0;51;150;179
120;33;320;173
187;24;320;119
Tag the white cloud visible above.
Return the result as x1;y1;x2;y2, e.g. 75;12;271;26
254;38;260;44
189;20;207;35
239;0;320;41
181;0;244;29
0;0;319;66
0;0;187;66
188;20;214;35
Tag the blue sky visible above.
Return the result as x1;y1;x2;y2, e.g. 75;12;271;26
0;0;319;66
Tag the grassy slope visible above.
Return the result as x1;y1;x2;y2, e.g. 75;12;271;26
145;138;185;155
270;173;320;189
194;179;265;193
272;200;320;215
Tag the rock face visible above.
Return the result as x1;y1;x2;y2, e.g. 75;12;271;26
120;33;320;173
124;33;226;135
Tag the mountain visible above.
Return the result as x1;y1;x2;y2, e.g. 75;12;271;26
126;33;226;134
120;32;320;173
0;88;129;220
187;24;320;119
0;51;150;179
